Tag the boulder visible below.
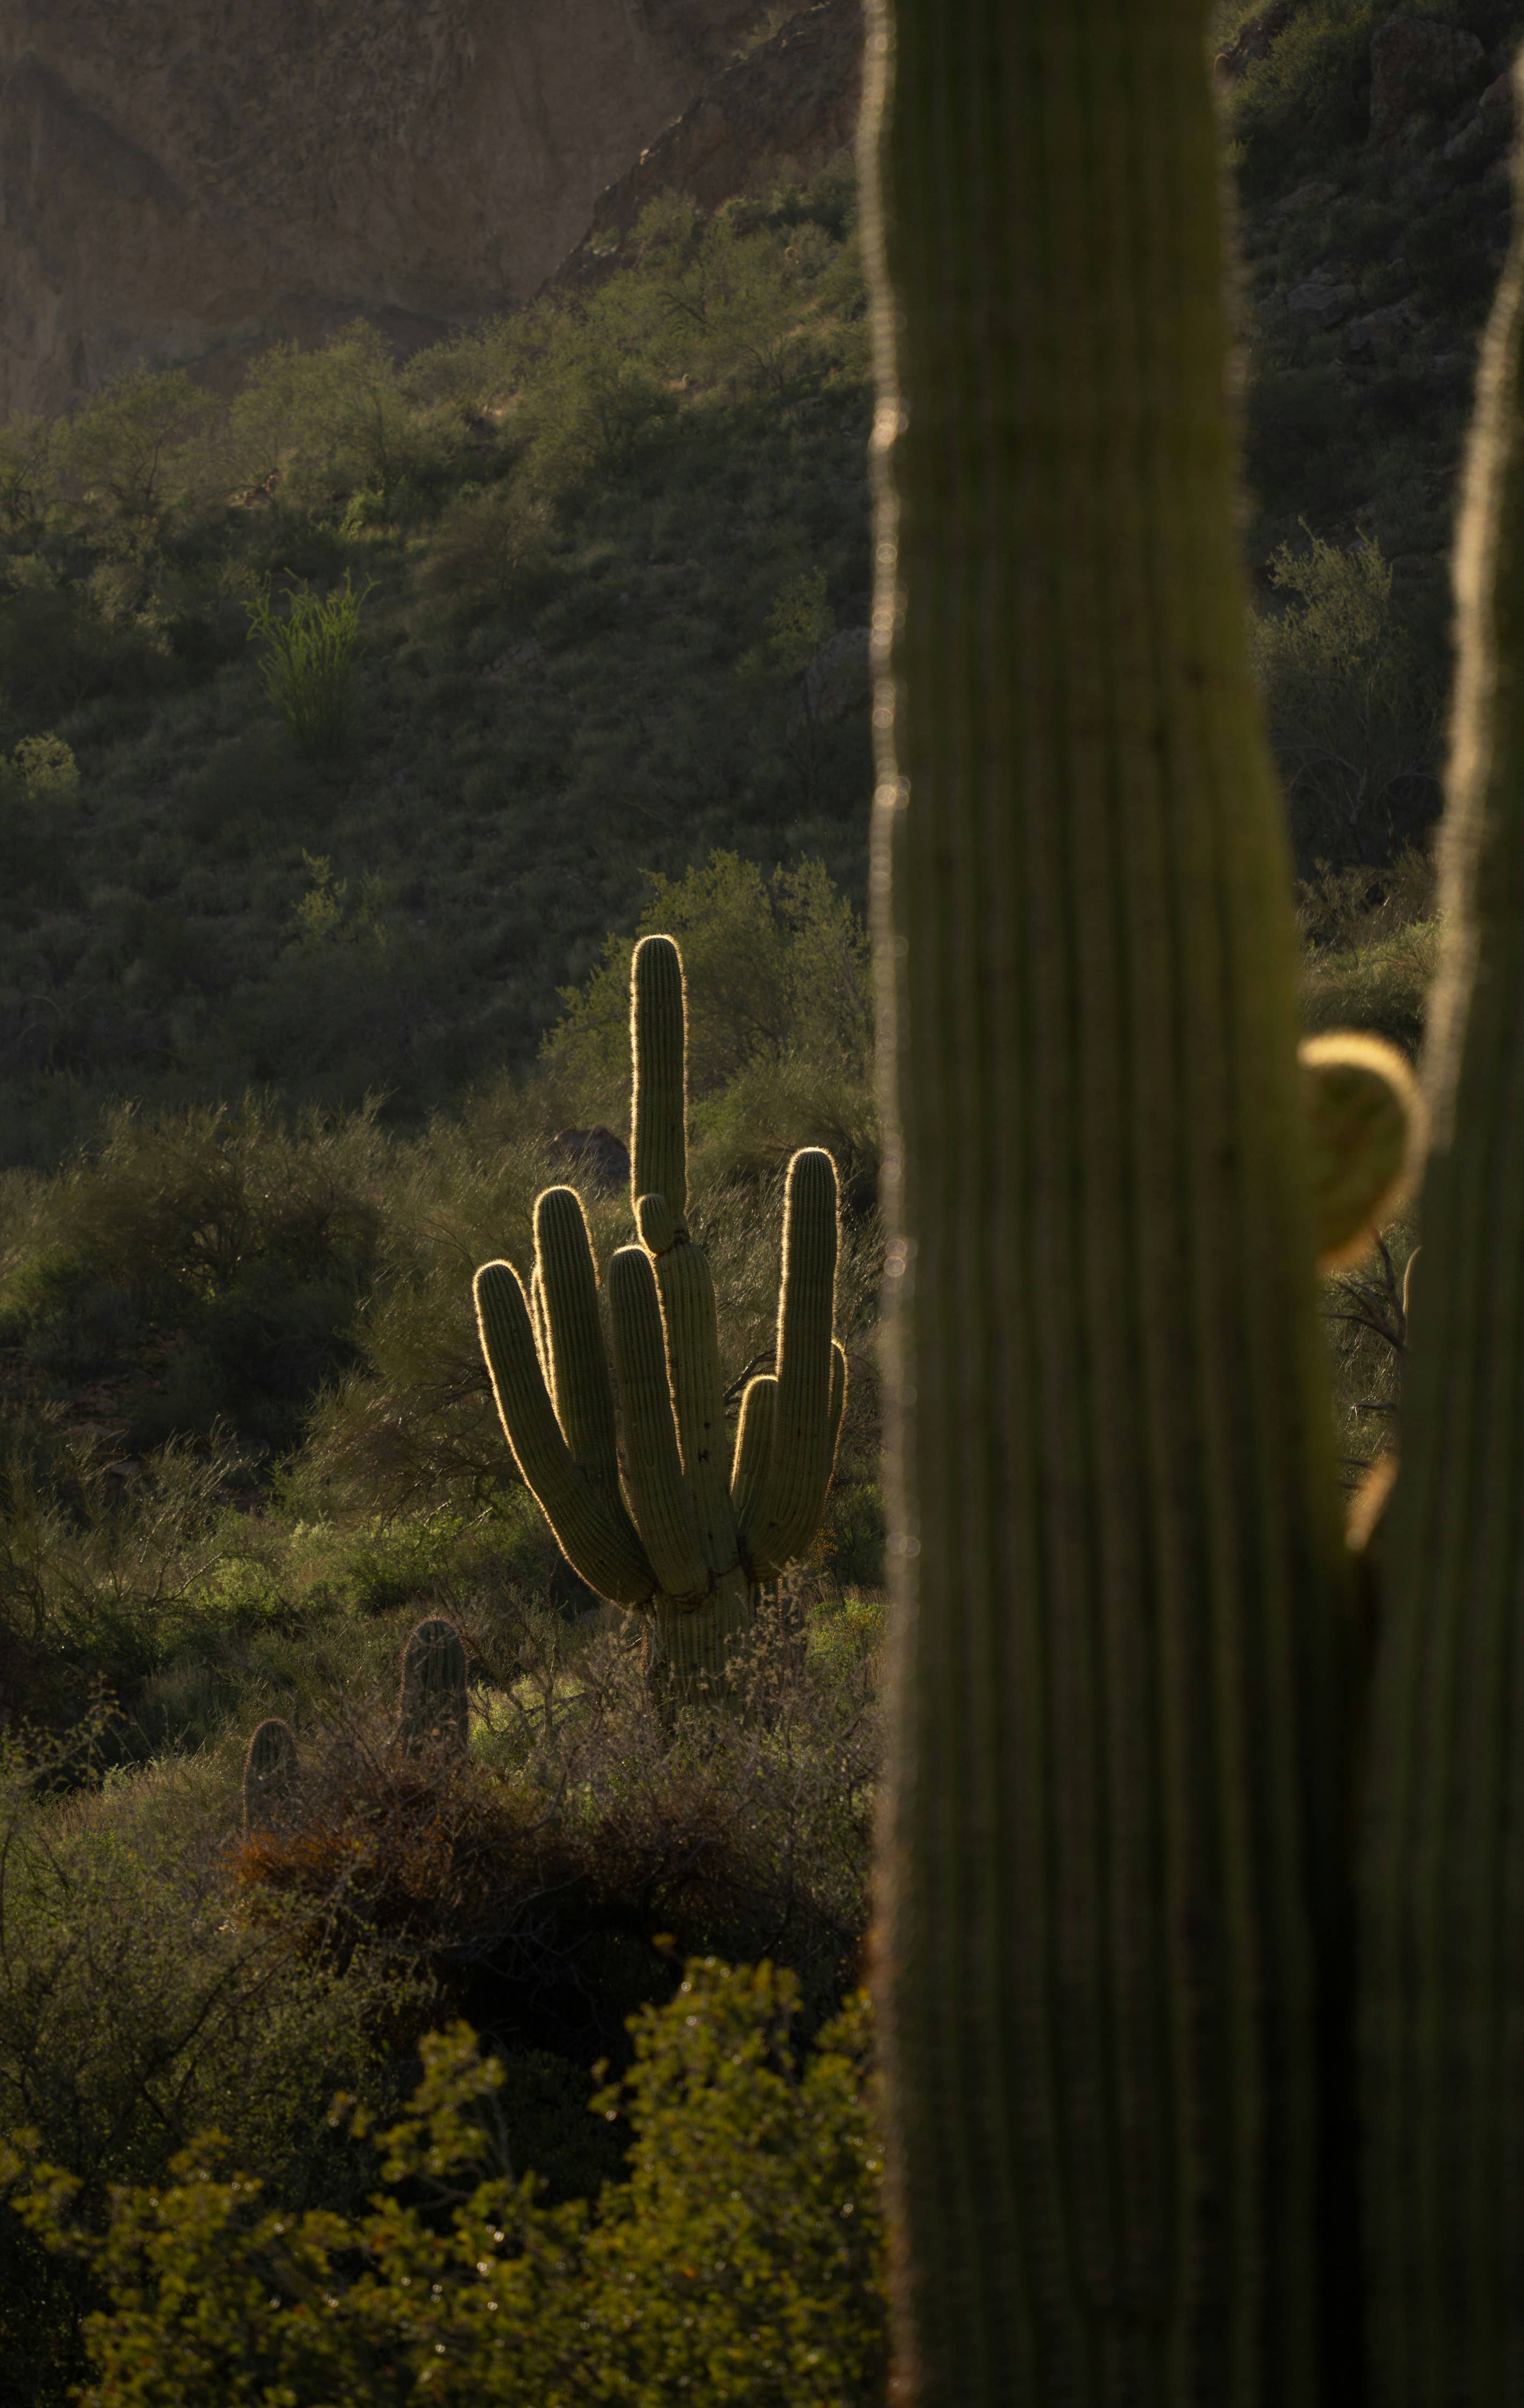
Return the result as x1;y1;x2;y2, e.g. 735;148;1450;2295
560;0;860;285
1212;0;1294;90
805;625;871;724
1443;68;1514;164
0;0;764;421
1288;278;1362;332
551;1125;631;1191
1370;15;1485;148
1345;298;1417;355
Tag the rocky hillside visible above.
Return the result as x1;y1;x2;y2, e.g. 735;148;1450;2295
1;0;1521;1168
0;0;769;420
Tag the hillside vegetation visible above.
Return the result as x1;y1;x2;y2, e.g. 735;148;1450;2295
0;168;869;1169
0;10;1513;2396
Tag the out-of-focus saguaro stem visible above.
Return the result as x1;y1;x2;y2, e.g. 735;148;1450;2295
861;4;1352;2400
1361;62;1524;2406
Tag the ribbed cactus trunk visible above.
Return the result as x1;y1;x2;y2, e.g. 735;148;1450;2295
1361;90;1524;2406
863;5;1351;2401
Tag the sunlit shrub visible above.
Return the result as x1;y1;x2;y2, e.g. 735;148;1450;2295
245;571;374;760
8;1962;886;2408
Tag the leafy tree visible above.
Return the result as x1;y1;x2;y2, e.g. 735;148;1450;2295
6;1962;886;2408
1251;523;1442;864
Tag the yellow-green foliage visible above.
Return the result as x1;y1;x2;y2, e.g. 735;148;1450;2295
7;1962;887;2408
1252;526;1441;860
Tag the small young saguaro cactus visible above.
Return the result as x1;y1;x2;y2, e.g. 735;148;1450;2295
242;1717;299;1836
398;1616;469;1755
474;934;847;1692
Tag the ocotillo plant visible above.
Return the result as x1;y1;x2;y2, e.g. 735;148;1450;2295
474;934;847;1691
398;1616;469;1755
860;4;1458;2405
242;1716;299;1836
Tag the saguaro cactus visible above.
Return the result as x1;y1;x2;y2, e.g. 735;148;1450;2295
1360;98;1524;2407
862;3;1371;2400
865;3;1524;2404
475;935;846;1691
398;1616;469;1755
242;1716;299;1836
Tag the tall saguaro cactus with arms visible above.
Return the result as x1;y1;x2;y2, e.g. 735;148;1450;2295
860;1;1518;2403
474;934;847;1691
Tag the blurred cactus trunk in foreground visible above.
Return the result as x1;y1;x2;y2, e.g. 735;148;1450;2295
1360;71;1524;2408
866;1;1524;2402
862;3;1354;2400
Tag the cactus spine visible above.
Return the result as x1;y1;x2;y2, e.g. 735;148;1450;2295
398;1616;469;1754
475;935;845;1691
242;1716;299;1835
863;4;1354;2398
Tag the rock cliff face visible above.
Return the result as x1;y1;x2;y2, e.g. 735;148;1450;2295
559;0;859;284
0;0;762;421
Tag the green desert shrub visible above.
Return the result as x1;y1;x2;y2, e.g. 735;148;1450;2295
225;325;425;511
1297;844;1439;1055
0;1096;388;1456
539;850;873;1128
1251;525;1442;868
245;571;374;760
6;1962;886;2408
55;367;220;527
1230;0;1385;195
412;484;557;630
0;1725;426;2406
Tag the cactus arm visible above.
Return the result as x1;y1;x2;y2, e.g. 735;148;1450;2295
862;3;1349;2399
1298;1035;1424;1273
534;1185;625;1519
630;934;688;1229
607;1245;709;1602
743;1148;841;1578
827;1338;847;1473
529;1260;549;1372
474;1259;657;1608
1363;105;1524;2403
645;1229;744;1583
731;1372;777;1548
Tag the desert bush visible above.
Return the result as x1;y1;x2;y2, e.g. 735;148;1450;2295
539;851;873;1127
4;732;80;806
8;1961;886;2408
1296;845;1439;1055
0;1097;388;1455
413;484;557;630
1251;524;1442;867
227;1592;876;2052
1230;0;1385;195
226;326;421;509
0;1723;428;2405
55;367;220;526
245;571;374;760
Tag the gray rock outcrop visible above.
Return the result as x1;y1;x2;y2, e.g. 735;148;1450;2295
0;0;764;421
